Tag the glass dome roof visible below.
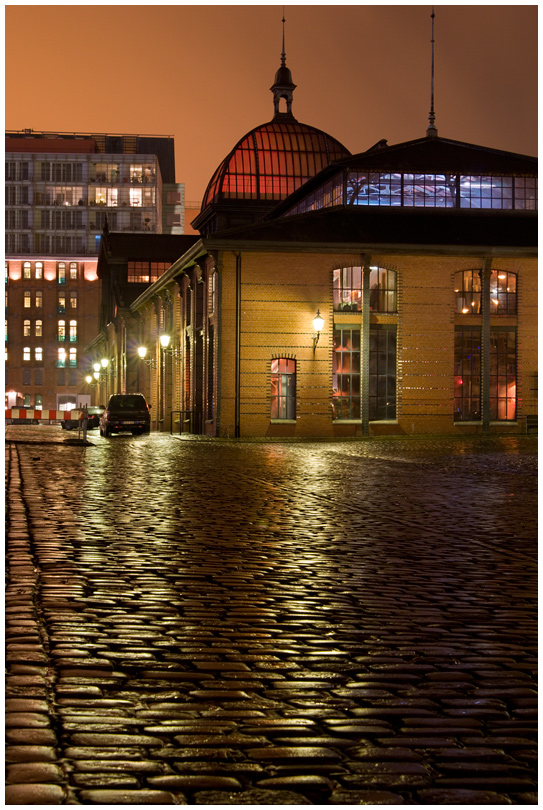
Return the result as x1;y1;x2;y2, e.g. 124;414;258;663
201;119;351;208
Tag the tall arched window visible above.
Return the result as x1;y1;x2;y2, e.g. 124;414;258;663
271;358;296;420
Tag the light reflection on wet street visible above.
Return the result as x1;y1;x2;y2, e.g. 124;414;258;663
6;427;537;805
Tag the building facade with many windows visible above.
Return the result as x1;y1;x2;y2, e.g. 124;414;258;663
93;58;537;437
5;131;184;410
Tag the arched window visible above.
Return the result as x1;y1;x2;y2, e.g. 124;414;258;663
58;320;66;342
23;319;31;337
35;262;43;279
271;358;296;420
23;291;31;308
490;270;517;315
69;320;77;342
333;266;397;312
69;262;78;280
57;262;66;284
369;267;397;313
455;270;481;314
455;270;517;316
23;261;31;279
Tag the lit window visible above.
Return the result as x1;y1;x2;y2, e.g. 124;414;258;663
333;267;361;311
332;328;360;419
57;348;66;367
4;319;7;343
35;261;43;279
24;291;31;308
69;320;77;342
455;270;482;315
58;292;66;313
130;188;142;207
23;261;31;279
35;394;43;407
5;262;8;283
69;262;78;280
490;271;517;316
23;319;31;337
455;329;481;421
23;394;31;407
58;320;66;342
70;291;78;309
490;330;517;420
35;320;42;337
69;347;77;367
58;262;66;284
35;347;43;362
369;268;397;313
271;358;296;420
23;346;31;361
35;291;42;308
333;266;397;313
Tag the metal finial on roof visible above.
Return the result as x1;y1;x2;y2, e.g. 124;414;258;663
281;9;286;67
271;6;296;119
427;6;438;138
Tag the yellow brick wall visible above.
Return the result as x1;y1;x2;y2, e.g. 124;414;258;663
216;249;537;438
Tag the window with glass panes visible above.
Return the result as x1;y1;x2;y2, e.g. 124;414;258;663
58;262;66;284
270;358;296;419
23;319;31;337
369;326;397;419
455;269;517;316
333;266;397;313
454;329;481;421
490;271;517;316
332;328;361;418
333;326;397;420
454;270;481;314
490;330;516;420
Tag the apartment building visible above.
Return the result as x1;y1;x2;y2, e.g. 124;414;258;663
5;130;184;410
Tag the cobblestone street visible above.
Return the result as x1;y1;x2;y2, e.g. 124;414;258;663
5;426;538;805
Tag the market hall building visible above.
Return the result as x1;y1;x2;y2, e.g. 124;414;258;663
94;55;537;438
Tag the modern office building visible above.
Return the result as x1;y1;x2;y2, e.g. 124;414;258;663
93;53;538;438
5;130;184;410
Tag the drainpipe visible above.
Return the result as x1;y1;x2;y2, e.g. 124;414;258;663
235;252;241;438
481;256;492;433
361;254;372;436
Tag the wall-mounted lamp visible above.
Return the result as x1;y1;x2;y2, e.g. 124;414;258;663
312;309;324;349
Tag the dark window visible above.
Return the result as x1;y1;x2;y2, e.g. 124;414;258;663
369;326;397;420
271;358;296;419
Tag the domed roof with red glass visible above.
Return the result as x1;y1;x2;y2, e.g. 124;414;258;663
199;42;350;212
201;119;351;208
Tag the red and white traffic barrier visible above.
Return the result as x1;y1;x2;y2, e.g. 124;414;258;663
5;409;76;421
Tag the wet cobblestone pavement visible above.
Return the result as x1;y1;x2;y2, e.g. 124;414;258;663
5;425;538;805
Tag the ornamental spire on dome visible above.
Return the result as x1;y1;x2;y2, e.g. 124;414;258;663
271;11;297;120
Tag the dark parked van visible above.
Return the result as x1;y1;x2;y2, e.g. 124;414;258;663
99;394;151;436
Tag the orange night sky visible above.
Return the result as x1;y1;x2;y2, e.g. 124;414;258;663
5;4;538;205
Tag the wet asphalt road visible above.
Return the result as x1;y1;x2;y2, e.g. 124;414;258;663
5;425;538;805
